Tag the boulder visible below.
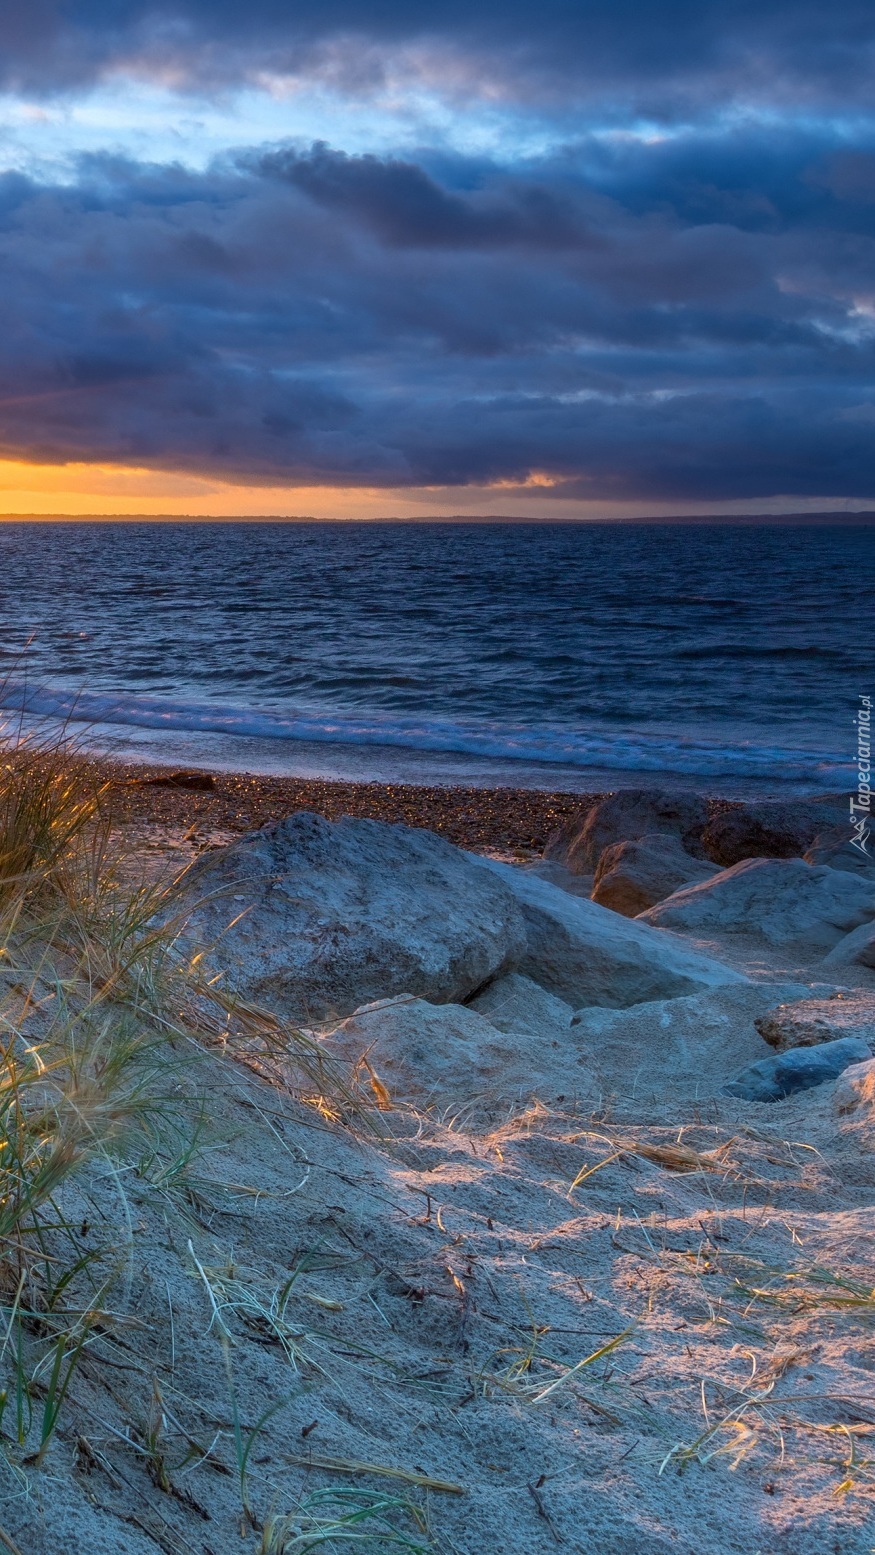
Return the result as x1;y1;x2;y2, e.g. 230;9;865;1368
834;1058;875;1123
569;979;815;1103
469;971;575;1043
805;825;875;876
821;919;875;973
591;832;718;917
543;788;709;875
472;857;744;1008
641;858;875;952
755;994;875;1051
701;796;846;868
723;1037;872;1102
178;812;527;1021
321;994;581;1110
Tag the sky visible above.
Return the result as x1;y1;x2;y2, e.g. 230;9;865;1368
1;2;875;517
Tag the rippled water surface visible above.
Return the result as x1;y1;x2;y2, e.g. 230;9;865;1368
0;520;869;792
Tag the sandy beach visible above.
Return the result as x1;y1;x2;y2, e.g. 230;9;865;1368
4;763;875;1555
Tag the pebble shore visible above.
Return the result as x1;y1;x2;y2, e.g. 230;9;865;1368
83;759;605;855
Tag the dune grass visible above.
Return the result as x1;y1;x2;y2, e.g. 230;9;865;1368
259;1488;432;1553
0;725;374;1533
0;738;204;1478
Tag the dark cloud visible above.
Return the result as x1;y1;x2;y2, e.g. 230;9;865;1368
256;145;595;250
0;132;874;499
1;0;874;116
0;6;872;502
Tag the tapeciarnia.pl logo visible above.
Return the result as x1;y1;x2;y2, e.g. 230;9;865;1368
850;694;871;855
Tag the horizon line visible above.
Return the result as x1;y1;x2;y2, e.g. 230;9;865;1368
0;510;874;525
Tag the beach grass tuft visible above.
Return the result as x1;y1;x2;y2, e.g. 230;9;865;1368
0;720;378;1529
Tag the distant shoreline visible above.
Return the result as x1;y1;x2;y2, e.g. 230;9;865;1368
1;511;875;525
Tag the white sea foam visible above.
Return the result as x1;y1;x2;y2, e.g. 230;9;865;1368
0;681;849;786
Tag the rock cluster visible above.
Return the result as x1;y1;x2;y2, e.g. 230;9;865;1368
181;810;741;1024
175;783;875;1114
545;787;709;873
699;796;845;867
475;855;743;1007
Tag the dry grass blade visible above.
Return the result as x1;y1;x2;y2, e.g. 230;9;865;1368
627;1139;735;1172
568;1129;735;1194
526;1325;635;1404
284;1452;464;1494
660;1408;762;1473
481;1321;633;1404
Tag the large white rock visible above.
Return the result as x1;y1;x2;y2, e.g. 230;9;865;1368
179;812;527;1021
569;979;816;1103
591;832;718;917
641;857;875;952
321;994;586;1110
472;858;744;1007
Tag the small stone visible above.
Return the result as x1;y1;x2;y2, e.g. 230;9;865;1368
143;770;216;791
723;1037;872;1102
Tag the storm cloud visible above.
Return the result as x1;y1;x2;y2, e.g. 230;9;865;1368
2;0;875;118
0;1;874;500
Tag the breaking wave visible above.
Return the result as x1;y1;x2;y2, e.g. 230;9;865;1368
0;681;849;786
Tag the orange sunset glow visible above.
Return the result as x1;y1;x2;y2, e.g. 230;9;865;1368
0;460;863;521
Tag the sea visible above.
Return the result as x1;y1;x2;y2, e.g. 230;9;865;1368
0;519;869;797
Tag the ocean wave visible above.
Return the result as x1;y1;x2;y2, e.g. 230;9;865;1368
0;681;850;785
